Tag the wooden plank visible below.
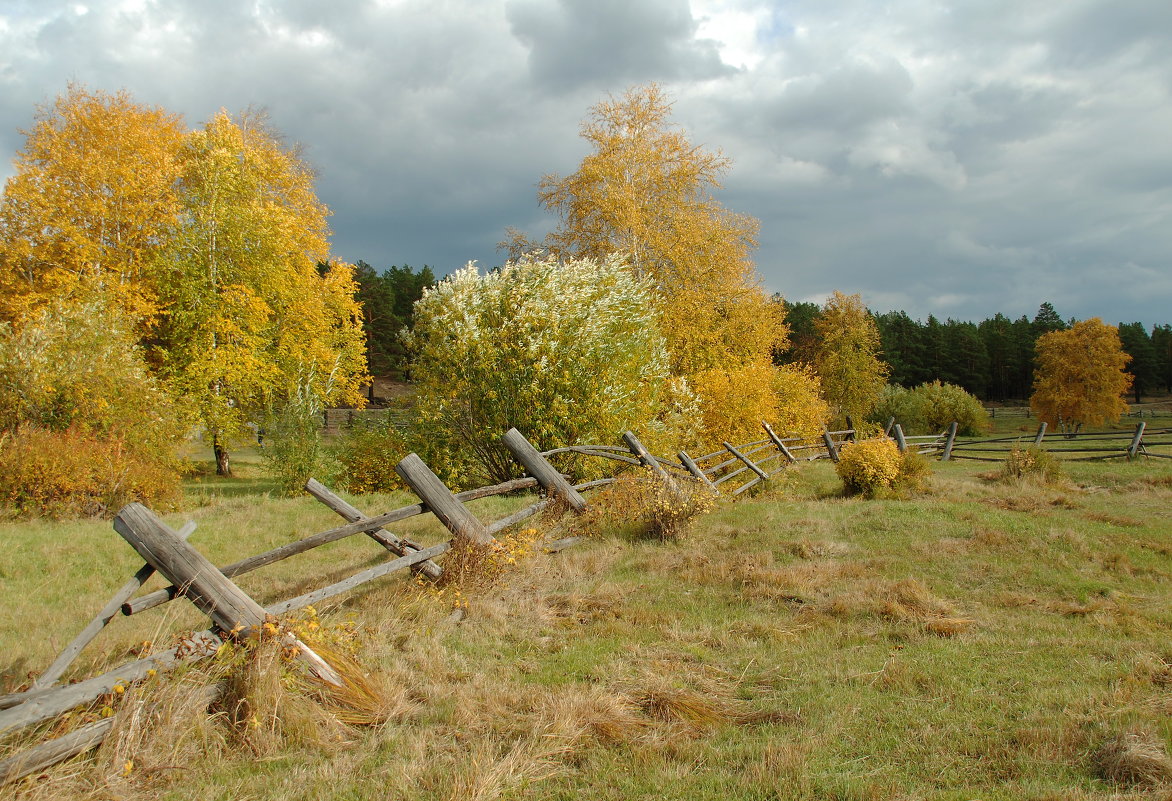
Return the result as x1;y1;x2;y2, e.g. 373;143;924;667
113;505;341;686
395;453;493;545
941;422;959;462
265;543;451;616
0;719;113;785
1128;421;1147;460
621;431;673;483
304;478;443;580
0;630;222;735
32;521;196;689
724;442;769;481
501;428;587;512
114;504;269;637
822;429;840;462
678;451;719;492
762;422;796;463
892;424;907;454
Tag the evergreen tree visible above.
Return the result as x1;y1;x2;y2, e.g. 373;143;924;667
1117;322;1158;403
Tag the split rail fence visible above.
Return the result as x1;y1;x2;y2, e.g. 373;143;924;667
8;413;1162;783
946;421;1171;462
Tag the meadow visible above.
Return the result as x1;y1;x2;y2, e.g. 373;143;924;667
3;430;1172;800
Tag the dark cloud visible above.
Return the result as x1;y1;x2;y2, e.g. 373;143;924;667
0;0;1170;326
506;0;732;91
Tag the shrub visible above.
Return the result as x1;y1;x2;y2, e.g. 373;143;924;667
262;395;338;496
868;381;987;436
0;425;181;517
570;474;715;542
333;416;410;495
773;363;831;440
998;445;1063;483
404;254;674;487
835;437;903;497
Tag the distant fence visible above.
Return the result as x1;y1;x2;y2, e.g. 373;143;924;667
948;421;1171;462
985;405;1172;420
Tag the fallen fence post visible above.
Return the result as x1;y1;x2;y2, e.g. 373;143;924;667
395;453;494;545
305;478;443;580
502;428;587;512
762;422;796;463
113;504;342;686
1128;421;1147;460
823;429;840;462
724;441;769;481
892;424;908;454
622;431;673;481
941;422;959;461
678;451;719;492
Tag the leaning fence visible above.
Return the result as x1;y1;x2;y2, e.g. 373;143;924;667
4;414;1162;783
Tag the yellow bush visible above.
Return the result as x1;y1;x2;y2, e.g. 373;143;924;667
0;425;180;517
835;437;903;497
773;363;831;439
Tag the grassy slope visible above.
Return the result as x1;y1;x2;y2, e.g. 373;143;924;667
4;450;1172;800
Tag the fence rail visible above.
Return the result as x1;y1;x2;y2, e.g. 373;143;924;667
948;421;1170;462
2;415;1165;783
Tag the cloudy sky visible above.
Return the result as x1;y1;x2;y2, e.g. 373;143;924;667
1;0;1170;326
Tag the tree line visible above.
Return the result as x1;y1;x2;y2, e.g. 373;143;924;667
778;299;1172;403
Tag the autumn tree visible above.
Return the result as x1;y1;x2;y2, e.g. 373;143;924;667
509;84;790;445
1030;318;1131;433
815;291;890;426
156;110;367;475
0;84;186;325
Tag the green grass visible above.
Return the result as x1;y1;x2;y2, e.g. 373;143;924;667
4;453;1172;800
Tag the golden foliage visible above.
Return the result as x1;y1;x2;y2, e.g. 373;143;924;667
524;84;788;446
773;363;832;440
158;110;366;466
1030;318;1131;431
815;291;889;426
0;84;186;325
835;437;903;497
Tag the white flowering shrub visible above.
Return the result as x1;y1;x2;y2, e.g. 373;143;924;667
404;254;674;486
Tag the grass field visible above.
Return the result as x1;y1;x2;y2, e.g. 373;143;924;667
4;443;1172;800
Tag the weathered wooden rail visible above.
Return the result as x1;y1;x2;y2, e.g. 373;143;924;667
947;422;1170;462
0;418;961;784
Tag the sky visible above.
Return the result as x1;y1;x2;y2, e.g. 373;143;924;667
0;0;1170;326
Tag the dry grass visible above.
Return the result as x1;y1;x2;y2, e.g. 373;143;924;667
1093;729;1172;787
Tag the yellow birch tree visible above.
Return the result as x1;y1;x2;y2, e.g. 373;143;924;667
815;291;890;427
514;84;792;446
0;84;186;325
1031;318;1131;433
157;110;366;475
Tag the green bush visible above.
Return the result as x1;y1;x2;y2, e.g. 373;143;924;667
262;396;338;496
333;417;409;495
0;426;180;517
869;381;988;436
404;254;675;488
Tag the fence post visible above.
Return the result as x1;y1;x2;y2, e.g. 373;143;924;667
113;504;342;685
501;428;587;512
844;416;856;442
762;422;796;463
304;479;444;580
1033;422;1047;446
941;422;959;462
822;428;840;462
395;453;494;545
884;417;895;436
892;424;907;454
678;451;718;493
1128;421;1147;460
723;442;769;481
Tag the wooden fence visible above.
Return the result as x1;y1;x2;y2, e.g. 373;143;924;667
947;421;1171;462
0;416;1083;784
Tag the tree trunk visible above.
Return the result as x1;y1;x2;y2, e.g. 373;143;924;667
213;434;232;476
